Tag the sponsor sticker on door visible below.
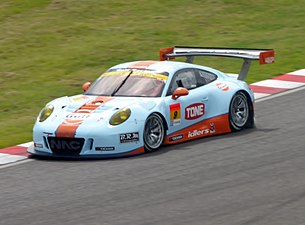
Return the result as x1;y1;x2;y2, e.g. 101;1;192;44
185;103;205;120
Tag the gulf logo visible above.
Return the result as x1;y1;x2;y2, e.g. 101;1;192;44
56;96;113;138
185;103;205;120
216;83;229;91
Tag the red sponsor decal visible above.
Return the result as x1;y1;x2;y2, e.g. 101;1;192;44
185;103;205;120
259;50;275;64
170;103;180;111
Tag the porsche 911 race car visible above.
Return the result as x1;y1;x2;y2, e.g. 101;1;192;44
28;46;274;158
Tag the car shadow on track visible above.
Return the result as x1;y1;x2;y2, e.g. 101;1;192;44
143;126;280;158
138;127;267;158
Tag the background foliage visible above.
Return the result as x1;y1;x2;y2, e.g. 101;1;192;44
0;0;304;147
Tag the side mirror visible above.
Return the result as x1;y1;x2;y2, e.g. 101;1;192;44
171;87;189;100
82;82;91;92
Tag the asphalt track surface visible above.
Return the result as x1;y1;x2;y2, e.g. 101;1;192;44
1;89;305;225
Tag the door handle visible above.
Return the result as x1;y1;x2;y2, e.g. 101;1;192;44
201;97;208;102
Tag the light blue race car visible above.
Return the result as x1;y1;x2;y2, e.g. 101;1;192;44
28;46;274;158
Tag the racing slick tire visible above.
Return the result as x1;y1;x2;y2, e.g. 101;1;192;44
144;113;165;152
229;91;254;131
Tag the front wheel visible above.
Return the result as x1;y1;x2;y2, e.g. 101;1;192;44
229;92;253;131
144;113;165;152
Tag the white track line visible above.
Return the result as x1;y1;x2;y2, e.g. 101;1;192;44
289;69;305;76
0;158;34;169
252;79;305;89
256;85;305;103
17;142;33;148
0;153;28;165
254;93;270;99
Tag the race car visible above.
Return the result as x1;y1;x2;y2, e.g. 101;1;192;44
28;46;275;158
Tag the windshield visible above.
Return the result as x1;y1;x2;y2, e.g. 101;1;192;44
85;69;168;97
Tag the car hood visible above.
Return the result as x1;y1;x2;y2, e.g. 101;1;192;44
47;94;160;123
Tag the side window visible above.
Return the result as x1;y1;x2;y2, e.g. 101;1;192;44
167;69;197;95
196;69;217;85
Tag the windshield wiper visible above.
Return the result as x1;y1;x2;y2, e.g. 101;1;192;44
110;70;133;96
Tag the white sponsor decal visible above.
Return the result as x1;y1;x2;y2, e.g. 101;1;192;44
170;119;181;126
210;123;215;133
95;147;115;151
120;132;139;143
65;113;90;120
34;143;43;148
188;129;209;138
169;134;183;142
265;57;275;64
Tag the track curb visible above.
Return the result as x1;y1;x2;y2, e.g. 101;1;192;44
1;69;304;165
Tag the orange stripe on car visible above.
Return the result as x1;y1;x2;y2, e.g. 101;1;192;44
164;114;231;144
55;96;113;138
128;61;158;69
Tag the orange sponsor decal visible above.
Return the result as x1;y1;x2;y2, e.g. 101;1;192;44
216;83;229;91
55;96;113;138
164;114;231;144
128;61;158;69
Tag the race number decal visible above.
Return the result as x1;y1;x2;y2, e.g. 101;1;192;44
170;103;181;126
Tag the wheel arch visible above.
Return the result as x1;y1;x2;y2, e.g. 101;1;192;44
143;112;167;152
230;89;255;129
239;90;254;116
152;112;168;132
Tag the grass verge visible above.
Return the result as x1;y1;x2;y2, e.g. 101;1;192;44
1;0;304;147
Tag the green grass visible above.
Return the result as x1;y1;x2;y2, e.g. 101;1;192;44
0;0;304;148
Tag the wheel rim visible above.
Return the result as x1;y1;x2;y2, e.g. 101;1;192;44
144;114;164;150
230;93;249;128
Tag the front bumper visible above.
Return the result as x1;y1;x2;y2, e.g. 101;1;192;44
27;143;145;158
31;120;146;158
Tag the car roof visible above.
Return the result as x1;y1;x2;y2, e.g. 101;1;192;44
109;60;223;76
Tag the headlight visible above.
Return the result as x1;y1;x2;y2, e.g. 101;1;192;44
39;104;54;122
109;108;131;125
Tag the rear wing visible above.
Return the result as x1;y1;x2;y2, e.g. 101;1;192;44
160;46;275;81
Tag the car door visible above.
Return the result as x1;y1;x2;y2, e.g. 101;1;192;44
164;68;212;137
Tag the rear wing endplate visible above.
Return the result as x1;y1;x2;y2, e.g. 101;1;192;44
160;46;275;81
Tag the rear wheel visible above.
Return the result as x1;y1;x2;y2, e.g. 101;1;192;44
229;92;252;131
144;113;165;152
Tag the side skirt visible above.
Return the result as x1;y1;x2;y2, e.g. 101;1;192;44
164;114;231;145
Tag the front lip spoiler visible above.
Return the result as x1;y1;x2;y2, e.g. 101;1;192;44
27;144;145;159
